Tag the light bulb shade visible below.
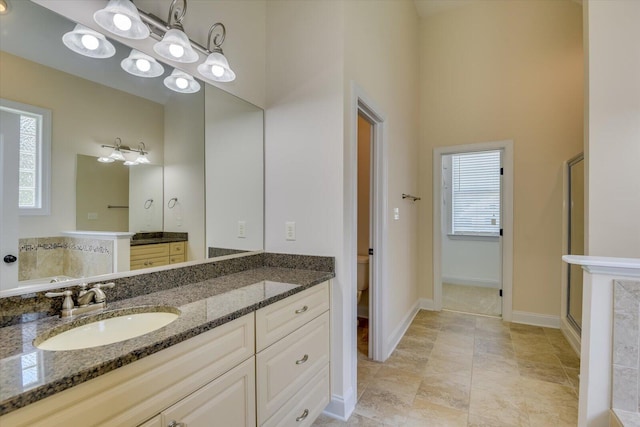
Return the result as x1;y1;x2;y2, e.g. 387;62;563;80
136;153;151;164
197;52;236;82
62;24;116;59
108;148;126;161
123;160;137;166
121;49;165;78
153;29;199;63
94;0;149;39
164;69;201;93
97;156;115;163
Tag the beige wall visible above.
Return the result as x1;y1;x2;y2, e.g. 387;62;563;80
585;0;640;258
344;0;420;348
76;154;129;231
417;1;584;317
0;51;164;238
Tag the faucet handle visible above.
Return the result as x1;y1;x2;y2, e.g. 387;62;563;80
45;290;75;311
92;282;115;290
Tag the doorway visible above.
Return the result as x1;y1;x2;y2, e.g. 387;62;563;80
356;112;373;359
350;87;387;365
433;141;514;321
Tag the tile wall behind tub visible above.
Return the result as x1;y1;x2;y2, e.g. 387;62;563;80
18;237;113;281
64;238;113;278
612;280;640;413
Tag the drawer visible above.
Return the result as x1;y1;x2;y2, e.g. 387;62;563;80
169;242;185;254
169;255;185;264
131;256;169;270
256;311;330;425
131;243;170;259
262;364;330;427
256;281;329;351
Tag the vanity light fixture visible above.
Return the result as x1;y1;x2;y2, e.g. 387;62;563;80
153;0;198;63
62;24;116;59
93;0;149;40
98;138;150;165
197;23;236;82
164;69;200;93
121;49;164;78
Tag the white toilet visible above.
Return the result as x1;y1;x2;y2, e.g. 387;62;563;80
357;255;369;303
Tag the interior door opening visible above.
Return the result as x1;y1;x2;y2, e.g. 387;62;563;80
434;141;514;321
356;112;374;359
440;149;503;317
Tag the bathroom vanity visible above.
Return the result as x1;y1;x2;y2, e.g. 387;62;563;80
0;254;334;426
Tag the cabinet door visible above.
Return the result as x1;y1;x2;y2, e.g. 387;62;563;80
138;415;162;427
162;357;256;427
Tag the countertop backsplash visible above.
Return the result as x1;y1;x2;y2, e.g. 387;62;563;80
0;252;335;328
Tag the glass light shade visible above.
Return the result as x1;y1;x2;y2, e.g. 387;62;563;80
108;148;126;161
97;156;115;163
62;25;116;59
153;29;199;63
197;52;236;82
94;0;149;39
121;49;164;78
136;153;151;164
164;69;200;93
123;160;137;166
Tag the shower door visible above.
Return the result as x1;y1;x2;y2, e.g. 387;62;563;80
567;154;584;333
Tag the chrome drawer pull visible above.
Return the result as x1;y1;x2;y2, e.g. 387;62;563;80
295;305;308;314
296;354;309;365
167;421;185;427
296;409;309;422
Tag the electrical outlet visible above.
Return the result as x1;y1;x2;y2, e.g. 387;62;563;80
393;207;400;220
88;212;98;220
285;221;296;241
238;221;246;238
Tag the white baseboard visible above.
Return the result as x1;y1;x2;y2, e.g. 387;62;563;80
442;276;501;289
419;298;436;311
385;301;420;360
322;390;355;422
560;317;581;357
512;310;560;328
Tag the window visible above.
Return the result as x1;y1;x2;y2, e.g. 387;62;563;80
449;150;501;236
0;99;51;215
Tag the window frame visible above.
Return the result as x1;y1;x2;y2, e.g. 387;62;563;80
444;150;502;238
0;99;52;216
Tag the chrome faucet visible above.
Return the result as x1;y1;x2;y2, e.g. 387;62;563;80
46;283;115;318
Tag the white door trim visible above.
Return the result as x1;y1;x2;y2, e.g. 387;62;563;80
348;83;387;363
432;140;514;321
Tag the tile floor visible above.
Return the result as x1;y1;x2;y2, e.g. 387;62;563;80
313;310;580;427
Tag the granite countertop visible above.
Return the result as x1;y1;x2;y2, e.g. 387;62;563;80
0;266;333;416
130;237;188;246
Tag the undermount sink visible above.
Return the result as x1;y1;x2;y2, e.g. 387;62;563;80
35;307;180;351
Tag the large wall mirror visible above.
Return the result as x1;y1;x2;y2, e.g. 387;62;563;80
0;0;264;292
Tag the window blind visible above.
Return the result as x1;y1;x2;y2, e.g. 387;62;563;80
451;150;501;235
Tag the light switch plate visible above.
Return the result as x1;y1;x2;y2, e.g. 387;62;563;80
238;221;246;238
285;221;296;241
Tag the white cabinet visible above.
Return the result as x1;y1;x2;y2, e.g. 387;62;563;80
256;282;331;426
1;281;331;427
158;357;256;427
1;314;255;427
